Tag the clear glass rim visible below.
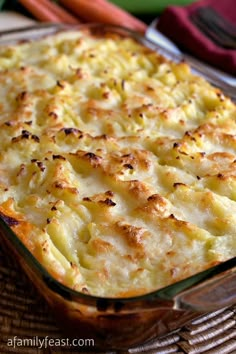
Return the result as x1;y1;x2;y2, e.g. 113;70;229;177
0;23;235;312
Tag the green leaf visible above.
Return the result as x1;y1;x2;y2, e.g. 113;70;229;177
109;0;196;14
0;0;6;10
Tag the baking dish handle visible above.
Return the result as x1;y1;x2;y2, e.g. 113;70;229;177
154;257;236;312
174;268;236;311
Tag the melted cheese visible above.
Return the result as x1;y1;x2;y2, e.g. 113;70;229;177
0;29;235;297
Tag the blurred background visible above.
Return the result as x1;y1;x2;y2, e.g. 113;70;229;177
0;0;196;23
0;0;234;78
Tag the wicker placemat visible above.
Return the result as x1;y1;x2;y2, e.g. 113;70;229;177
0;241;236;354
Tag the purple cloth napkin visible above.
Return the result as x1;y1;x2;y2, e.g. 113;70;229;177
157;0;236;75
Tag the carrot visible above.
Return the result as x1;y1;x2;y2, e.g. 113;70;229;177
39;0;80;24
58;0;147;33
19;0;80;24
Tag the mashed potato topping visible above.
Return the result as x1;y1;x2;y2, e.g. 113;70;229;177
0;28;235;296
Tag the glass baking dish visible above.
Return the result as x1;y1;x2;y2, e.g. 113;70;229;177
0;23;235;351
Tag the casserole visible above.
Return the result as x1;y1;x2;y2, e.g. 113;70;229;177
0;23;235;350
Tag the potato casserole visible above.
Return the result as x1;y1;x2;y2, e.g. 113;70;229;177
0;28;235;297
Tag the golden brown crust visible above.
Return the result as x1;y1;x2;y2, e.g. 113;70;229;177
0;29;235;297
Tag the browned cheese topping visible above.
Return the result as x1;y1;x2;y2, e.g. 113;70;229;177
0;29;235;296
